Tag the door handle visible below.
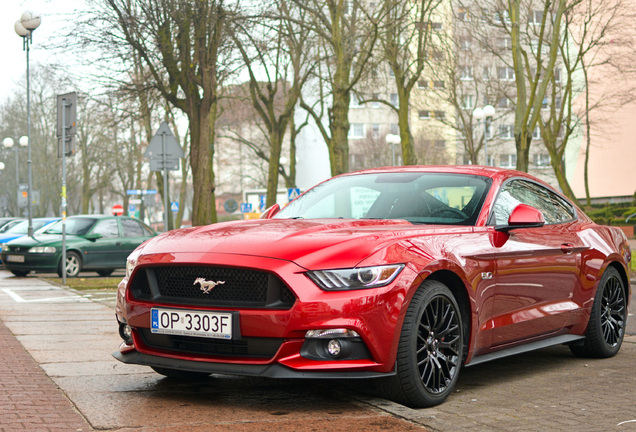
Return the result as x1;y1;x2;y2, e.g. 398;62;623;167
561;243;574;255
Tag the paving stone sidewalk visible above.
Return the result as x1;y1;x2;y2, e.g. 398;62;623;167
0;318;91;432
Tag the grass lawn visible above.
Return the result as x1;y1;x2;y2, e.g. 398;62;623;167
42;276;121;291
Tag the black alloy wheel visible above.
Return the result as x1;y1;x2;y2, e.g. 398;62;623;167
380;280;464;407
570;266;626;358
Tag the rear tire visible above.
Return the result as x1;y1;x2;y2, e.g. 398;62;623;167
570;266;626;358
379;280;464;407
151;366;210;380
96;269;114;277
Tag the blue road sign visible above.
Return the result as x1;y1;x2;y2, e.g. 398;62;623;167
171;201;179;212
240;203;253;213
288;188;300;202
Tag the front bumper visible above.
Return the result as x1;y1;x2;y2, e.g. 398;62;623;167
115;252;415;376
113;348;394;379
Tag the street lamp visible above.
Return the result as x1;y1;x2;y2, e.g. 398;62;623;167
385;133;401;166
472;105;495;166
3;137;28;191
14;10;41;236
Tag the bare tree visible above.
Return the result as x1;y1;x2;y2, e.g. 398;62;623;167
375;0;443;165
295;0;380;175
85;0;237;225
230;0;313;207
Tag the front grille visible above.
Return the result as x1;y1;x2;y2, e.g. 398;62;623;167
130;266;296;309
139;329;283;358
7;245;29;253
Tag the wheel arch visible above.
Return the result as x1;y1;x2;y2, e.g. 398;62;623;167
606;261;630;307
426;269;472;361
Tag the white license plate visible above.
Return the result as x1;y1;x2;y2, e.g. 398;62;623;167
6;255;24;263
151;308;232;339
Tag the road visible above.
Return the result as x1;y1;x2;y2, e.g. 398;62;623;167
0;271;635;431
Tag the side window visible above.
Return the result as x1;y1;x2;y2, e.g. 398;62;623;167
92;219;120;239
122;219;145;237
492;180;575;225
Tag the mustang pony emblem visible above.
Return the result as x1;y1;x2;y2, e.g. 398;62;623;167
193;277;226;294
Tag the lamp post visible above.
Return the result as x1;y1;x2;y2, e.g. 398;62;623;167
472;105;495;166
14;10;41;236
385;133;401;166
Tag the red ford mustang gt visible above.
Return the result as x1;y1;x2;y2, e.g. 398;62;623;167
114;166;631;407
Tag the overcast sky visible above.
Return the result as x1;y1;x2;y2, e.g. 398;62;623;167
0;1;84;103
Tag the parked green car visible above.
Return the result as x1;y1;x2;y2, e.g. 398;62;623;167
1;215;157;277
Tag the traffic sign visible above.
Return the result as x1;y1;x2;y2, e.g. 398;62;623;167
259;195;266;212
240;203;253;213
129;204;136;213
112;204;124;216
144;121;184;172
171;201;179;212
288;188;300;202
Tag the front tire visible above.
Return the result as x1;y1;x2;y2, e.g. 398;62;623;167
380;280;464;407
10;270;29;277
570;266;626;358
96;269;114;277
58;251;82;278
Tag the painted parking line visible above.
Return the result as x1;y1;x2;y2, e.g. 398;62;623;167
1;288;91;303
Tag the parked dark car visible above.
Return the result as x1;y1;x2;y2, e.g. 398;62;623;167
1;215;156;277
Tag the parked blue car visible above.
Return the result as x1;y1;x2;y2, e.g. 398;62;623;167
0;218;59;265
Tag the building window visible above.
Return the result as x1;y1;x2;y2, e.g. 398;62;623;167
498;66;515;80
371;93;380;108
497;37;512;50
462;94;475;110
534;153;550;167
372;124;380;138
532;127;541;140
542;97;549;110
428;21;443;30
348;123;365;139
350;93;361;108
435;140;446;149
419;110;431;119
483;66;491;81
418;79;428;89
500;154;517;168
554;68;562;83
494;9;511;24
497;96;510;108
529;10;543;25
457;7;470;21
499;125;514;139
460;66;474;80
555;96;562;110
434;80;445;89
390;93;399;107
390;123;399;135
434;110;446;120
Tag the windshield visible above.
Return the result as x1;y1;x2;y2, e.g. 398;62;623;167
275;172;491;226
44;218;97;236
0;220;22;233
4;219;54;235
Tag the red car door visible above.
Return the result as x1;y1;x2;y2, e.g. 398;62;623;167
487;179;584;348
490;222;584;346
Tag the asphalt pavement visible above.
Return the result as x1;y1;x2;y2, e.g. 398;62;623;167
0;269;635;431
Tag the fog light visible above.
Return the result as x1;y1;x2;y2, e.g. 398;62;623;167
327;339;342;357
119;323;133;344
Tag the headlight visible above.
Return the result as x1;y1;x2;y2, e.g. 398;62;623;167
126;256;138;278
1;243;8;252
29;246;56;253
307;264;405;291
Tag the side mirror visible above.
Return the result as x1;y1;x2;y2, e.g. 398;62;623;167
495;204;545;232
84;233;103;242
260;203;281;219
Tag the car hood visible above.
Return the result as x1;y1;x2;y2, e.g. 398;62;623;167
138;219;472;269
